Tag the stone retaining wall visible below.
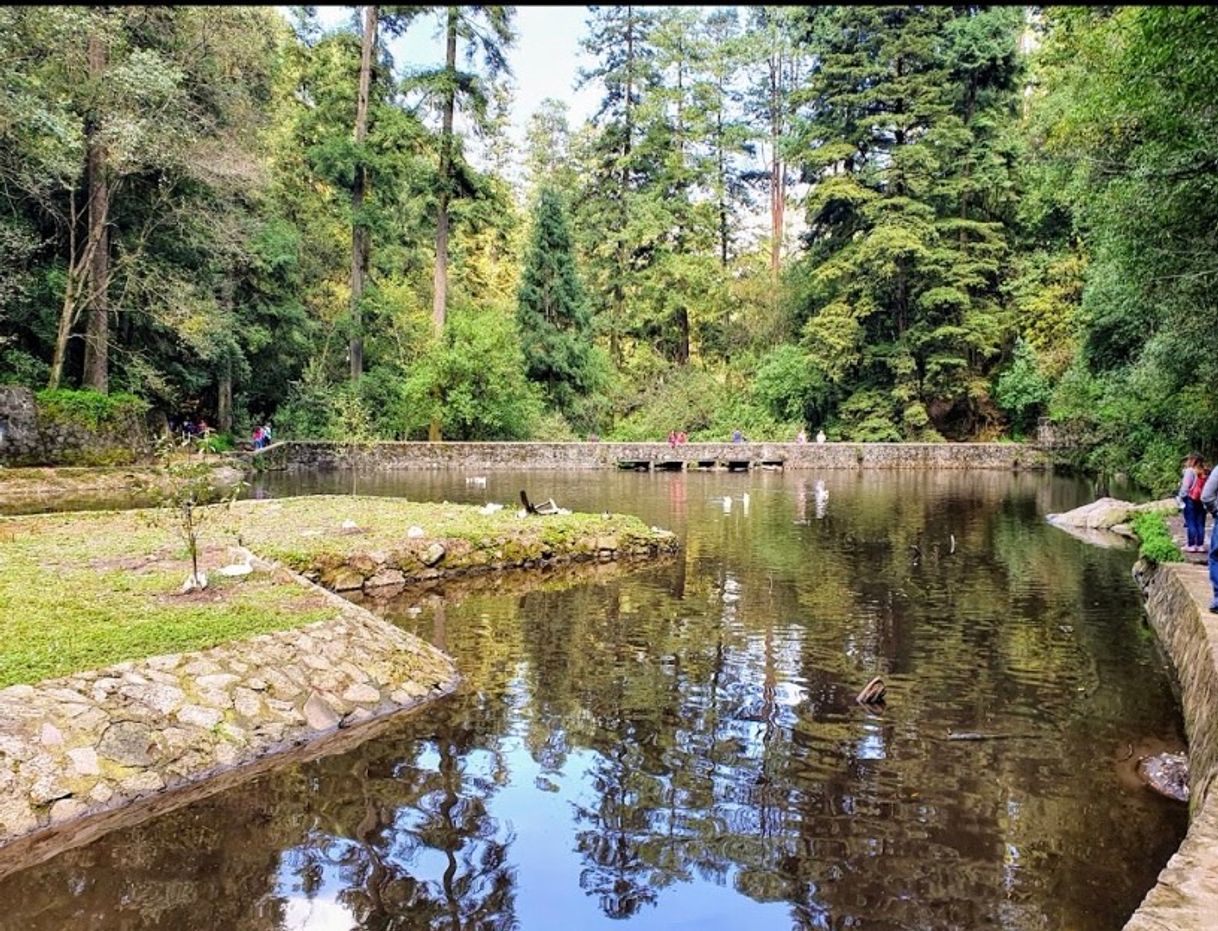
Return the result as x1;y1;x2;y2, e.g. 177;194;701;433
309;528;682;596
0;561;457;853
0;385;152;466
1124;561;1218;930
256;440;1048;472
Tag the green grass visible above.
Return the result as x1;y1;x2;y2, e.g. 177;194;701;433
1130;511;1184;564
0;509;335;687
230;495;671;572
0;496;675;687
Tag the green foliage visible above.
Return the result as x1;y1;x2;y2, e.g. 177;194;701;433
35;388;148;428
401;305;542;441
994;339;1051;436
517;187;598;424
1029;6;1218;486
790;6;1023;440
1;3;1214;475
1130;512;1183;565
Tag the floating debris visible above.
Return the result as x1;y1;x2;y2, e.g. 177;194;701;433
856;676;886;705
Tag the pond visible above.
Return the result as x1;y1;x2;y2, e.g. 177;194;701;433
0;469;1187;930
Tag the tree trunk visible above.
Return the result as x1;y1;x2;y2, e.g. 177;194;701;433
217;366;233;434
350;4;378;382
49;192;88;389
675;306;690;364
606;5;635;368
717;107;728;267
217;274;235;433
81;31;110;394
768;50;783;290
430;6;457;442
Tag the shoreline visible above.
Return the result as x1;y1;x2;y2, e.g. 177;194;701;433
0;496;679;870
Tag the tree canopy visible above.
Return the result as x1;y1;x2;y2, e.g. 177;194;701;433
1;5;1213;486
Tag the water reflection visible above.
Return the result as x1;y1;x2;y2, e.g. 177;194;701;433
0;470;1188;930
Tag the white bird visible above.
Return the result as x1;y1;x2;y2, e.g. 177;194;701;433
478;502;504;515
217;552;254;577
407;525;425;538
723;495;733;512
341;519;359;530
741;492;750;512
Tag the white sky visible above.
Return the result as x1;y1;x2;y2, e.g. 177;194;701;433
307;5;600;147
294;5;798;248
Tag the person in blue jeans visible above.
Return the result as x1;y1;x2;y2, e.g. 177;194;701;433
1201;467;1218;612
1178;453;1208;551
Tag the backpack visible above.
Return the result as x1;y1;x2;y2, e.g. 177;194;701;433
1190;468;1207;501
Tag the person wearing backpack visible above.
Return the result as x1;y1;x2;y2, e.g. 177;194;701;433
1201;466;1218;612
1178;453;1208;551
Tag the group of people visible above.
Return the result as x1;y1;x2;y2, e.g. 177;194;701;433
251;423;274;450
1177;453;1218;613
169;416;212;442
667;430;689;447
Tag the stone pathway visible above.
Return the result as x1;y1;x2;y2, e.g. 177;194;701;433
1124;560;1218;930
0;568;455;849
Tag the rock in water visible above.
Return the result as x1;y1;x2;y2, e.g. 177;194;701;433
1138;752;1189;802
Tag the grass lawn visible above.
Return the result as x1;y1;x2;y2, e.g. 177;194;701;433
0;496;674;687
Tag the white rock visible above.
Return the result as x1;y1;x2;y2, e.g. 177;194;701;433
407;526;425;538
181;571;208;593
67;747;100;777
177;705;223;729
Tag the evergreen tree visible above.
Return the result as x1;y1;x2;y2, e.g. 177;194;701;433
516;187;595;421
410;5;516;440
792;5;1023;439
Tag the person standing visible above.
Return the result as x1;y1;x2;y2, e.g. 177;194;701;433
1178;453;1208;551
1202;466;1218;612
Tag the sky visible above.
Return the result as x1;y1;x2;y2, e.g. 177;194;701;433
308;5;600;151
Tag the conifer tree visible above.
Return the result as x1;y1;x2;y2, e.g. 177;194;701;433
516;187;595;420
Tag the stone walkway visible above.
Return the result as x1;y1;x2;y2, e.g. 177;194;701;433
0;560;456;852
1124;559;1218;930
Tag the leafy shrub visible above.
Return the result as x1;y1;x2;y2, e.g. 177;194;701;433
1130;512;1183;564
994;338;1051;436
35;388;148;428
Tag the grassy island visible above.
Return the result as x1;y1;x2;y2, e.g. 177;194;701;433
0;496;677;687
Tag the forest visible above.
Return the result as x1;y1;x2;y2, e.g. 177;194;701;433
1;5;1215;489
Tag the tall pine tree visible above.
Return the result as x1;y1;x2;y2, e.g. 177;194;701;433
517;187;595;423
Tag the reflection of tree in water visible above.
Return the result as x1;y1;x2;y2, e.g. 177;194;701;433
0;471;1185;931
507;472;1183;927
0;701;519;931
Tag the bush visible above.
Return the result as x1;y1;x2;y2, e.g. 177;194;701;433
1130;512;1183;564
35;388;149;428
995;339;1052;437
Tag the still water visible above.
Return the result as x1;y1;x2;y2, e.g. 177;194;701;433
0;469;1188;930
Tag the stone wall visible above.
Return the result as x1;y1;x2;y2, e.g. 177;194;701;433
257;440;1048;472
0;386;152;466
1124;561;1218;930
0;564;456;853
